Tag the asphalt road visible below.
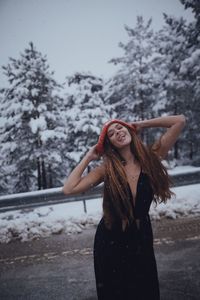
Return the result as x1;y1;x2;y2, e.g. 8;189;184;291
0;216;200;300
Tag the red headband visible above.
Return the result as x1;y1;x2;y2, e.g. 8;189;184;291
96;119;136;155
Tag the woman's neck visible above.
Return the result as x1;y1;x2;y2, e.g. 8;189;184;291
118;146;136;164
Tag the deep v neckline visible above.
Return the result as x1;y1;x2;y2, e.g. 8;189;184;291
127;167;142;208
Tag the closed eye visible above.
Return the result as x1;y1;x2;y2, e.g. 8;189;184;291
108;130;114;137
116;124;123;129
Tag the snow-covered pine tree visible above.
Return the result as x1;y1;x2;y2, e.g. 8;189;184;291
0;88;9;194
63;72;109;171
0;42;66;194
178;0;200;163
155;15;190;160
180;0;200;36
105;17;159;126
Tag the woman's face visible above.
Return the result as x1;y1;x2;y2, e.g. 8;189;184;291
107;122;132;149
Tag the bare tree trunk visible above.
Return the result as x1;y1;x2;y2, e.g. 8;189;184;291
42;159;47;189
48;164;53;188
189;141;193;160
174;141;179;159
37;157;42;190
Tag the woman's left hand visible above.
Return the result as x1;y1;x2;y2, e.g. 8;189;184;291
130;122;143;134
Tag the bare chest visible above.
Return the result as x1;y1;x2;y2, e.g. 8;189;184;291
124;165;141;204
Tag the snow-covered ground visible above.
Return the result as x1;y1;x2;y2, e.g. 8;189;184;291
0;181;200;244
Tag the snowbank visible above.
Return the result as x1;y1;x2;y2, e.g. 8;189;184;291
150;184;200;219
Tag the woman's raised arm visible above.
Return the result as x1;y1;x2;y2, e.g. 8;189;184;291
132;115;186;159
62;145;104;195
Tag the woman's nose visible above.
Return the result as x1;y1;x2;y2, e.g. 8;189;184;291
115;130;121;136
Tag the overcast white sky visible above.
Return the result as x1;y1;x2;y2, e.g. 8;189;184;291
0;0;194;87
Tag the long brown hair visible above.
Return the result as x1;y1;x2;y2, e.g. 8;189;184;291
102;128;173;230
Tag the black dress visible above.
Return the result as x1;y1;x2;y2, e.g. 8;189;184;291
93;171;160;300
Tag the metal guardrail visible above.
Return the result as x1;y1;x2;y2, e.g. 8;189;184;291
171;170;200;186
0;171;199;213
0;184;104;213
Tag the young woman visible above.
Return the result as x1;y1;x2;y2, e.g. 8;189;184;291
62;115;186;300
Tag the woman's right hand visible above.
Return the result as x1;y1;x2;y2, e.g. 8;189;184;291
85;145;101;162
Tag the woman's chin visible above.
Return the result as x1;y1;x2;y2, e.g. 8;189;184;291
115;141;131;150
